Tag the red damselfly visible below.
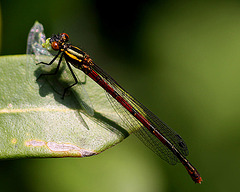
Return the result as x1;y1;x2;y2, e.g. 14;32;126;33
35;30;202;183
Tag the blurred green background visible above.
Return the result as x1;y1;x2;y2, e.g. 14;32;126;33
1;0;240;191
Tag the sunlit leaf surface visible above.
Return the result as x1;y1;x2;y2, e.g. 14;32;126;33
0;55;129;159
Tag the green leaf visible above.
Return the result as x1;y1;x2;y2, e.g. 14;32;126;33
0;55;129;159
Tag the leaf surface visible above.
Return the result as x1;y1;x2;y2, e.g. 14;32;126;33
0;55;129;159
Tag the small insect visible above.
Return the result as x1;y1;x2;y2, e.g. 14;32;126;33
29;22;202;183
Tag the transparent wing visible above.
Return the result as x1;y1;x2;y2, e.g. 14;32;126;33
26;21;94;116
93;63;189;165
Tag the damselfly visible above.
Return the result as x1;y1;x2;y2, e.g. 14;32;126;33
36;29;202;183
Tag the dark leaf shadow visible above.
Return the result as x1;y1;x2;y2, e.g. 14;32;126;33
34;66;129;139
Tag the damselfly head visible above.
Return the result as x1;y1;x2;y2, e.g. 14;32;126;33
43;33;70;51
